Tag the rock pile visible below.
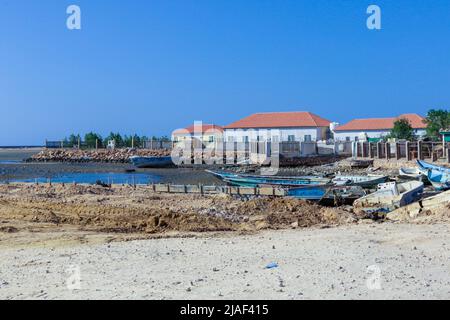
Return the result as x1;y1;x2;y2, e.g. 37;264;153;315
28;148;172;163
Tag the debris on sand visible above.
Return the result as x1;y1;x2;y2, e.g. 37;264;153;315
0;184;358;236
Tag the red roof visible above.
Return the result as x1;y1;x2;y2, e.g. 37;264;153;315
335;114;426;131
173;124;223;135
224;112;331;129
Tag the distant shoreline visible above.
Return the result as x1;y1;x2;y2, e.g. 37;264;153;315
0;146;43;149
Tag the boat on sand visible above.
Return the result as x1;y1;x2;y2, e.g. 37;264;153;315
353;181;424;215
332;174;388;188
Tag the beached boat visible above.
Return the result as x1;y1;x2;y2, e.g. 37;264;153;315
287;185;366;205
332;174;388;188
417;160;450;173
221;176;331;188
399;167;426;180
353;181;424;215
130;156;173;168
426;169;450;191
207;170;331;187
350;159;374;169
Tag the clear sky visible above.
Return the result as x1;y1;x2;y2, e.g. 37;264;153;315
1;0;450;145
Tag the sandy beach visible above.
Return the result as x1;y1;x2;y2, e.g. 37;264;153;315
1;223;449;300
0;183;449;300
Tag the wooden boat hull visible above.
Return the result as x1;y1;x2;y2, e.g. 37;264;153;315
399;167;427;180
417;160;450;173
427;169;450;191
287;185;366;205
207;170;330;187
350;159;374;168
130;156;174;168
332;175;388;188
353;181;424;215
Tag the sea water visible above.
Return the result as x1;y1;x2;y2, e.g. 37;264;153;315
4;172;160;185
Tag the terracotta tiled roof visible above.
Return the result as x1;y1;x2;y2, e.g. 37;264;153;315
173;124;223;135
334;114;426;131
224;112;331;129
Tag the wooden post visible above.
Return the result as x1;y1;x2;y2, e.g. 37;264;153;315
369;142;374;158
132;136;135;149
95;139;98;150
406;141;412;161
61;140;64;149
447;148;450;164
395;142;401;160
78;137;81;149
385;142;390;160
362;142;368;158
377;142;383;159
417;140;423;160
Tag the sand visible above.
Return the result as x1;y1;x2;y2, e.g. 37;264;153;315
1;223;449;300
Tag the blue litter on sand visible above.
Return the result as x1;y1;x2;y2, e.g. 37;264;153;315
265;263;278;269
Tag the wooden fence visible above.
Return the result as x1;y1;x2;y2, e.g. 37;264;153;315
149;183;286;196
353;141;450;163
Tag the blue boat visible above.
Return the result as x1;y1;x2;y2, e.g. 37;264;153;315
426;169;450;191
417;160;450;173
130;156;174;168
207;170;331;188
287;185;366;205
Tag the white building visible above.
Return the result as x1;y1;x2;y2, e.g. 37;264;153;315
172;124;223;143
223;111;332;143
333;114;427;142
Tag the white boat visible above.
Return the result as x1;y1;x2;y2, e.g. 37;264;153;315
353;181;424;215
399;167;426;180
332;174;388;188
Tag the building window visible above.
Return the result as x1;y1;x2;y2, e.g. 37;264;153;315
345;137;351;142
242;136;249;143
209;136;214;143
227;136;234;143
304;135;312;142
272;135;279;142
288;135;295;142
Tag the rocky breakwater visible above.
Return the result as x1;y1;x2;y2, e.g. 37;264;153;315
27;148;172;163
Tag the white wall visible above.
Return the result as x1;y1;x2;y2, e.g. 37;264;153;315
224;127;326;143
334;129;427;141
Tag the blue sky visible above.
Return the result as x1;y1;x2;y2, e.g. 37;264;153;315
1;0;450;145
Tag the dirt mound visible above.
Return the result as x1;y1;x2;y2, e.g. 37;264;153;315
0;184;358;236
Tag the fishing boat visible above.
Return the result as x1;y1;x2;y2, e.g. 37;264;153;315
350;159;374;169
287;185;366;205
417;160;450;173
130;156;174;168
222;176;331;188
353;181;424;215
398;167;426;180
332;174;388;188
426;169;450;191
207;170;331;187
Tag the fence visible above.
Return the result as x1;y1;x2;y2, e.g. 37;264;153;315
353;141;450;163
45;139;172;150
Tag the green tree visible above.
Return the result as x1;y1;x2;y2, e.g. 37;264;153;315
67;134;81;147
84;132;103;149
389;118;415;141
424;109;450;141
